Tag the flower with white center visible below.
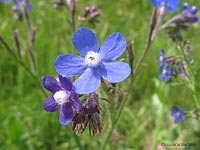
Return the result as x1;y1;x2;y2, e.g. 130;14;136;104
55;27;131;94
42;75;80;125
85;51;101;67
53;90;70;105
159;62;173;81
171;106;186;123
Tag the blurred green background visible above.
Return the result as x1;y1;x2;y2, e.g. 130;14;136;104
0;0;200;150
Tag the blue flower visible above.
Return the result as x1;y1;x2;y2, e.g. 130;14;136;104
159;62;173;81
151;0;180;12
159;49;165;65
1;0;33;10
55;27;131;94
158;50;173;81
182;2;198;23
42;75;80;125
171;106;186;123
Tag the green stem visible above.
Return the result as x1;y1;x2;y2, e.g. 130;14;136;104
73;134;84;150
178;42;200;108
134;9;156;75
192;89;200;109
152;105;165;150
100;119;117;150
100;9;157;149
101;81;115;125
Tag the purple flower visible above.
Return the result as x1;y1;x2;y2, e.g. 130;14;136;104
42;75;80;125
151;0;180;12
54;27;131;94
1;0;33;10
182;2;198;23
171;106;186;123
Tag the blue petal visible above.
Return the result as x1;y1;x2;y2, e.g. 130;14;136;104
158;74;164;79
27;3;33;9
59;103;73;125
72;27;99;57
171;111;176;117
159;49;165;56
59;75;72;91
168;0;180;6
54;54;87;77
151;0;161;8
183;2;189;11
174;117;180;123
168;5;179;12
73;68;101;94
164;75;170;81
42;76;62;93
168;68;173;74
180;115;186;121
189;17;198;23
173;106;179;112
70;91;81;111
99;33;126;61
99;62;131;83
43;96;60;112
191;6;198;15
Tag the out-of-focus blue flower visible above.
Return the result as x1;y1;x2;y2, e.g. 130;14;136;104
182;2;198;23
151;0;180;12
1;0;33;10
158;49;173;81
159;62;173;81
42;75;80;125
177;63;184;75
171;106;186;123
159;49;165;65
55;27;131;94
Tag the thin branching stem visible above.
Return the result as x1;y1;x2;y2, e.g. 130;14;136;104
23;6;37;73
0;35;47;97
101;9;158;149
134;9;157;75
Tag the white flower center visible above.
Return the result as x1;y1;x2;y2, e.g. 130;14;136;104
85;51;101;67
160;56;164;62
176;112;181;118
53;90;70;105
162;69;167;74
